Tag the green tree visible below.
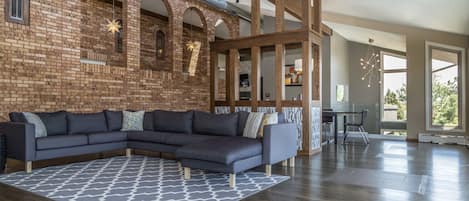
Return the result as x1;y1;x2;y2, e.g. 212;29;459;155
432;77;458;127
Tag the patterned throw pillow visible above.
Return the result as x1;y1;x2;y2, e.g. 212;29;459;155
258;112;278;138
121;111;145;131
242;112;264;139
22;112;48;138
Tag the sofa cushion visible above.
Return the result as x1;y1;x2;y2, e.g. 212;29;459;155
175;137;262;164
104;110;123;131
88;132;127;144
153;110;193;134
193;111;238;136
36;111;68;136
165;134;217;146
143;112;154;131
127;131;172;144
237;111;250;136
67;112;108;134
36;135;88;150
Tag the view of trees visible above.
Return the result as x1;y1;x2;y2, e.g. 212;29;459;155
431;77;459;127
384;84;407;121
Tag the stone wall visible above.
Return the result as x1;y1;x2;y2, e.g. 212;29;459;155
0;0;239;120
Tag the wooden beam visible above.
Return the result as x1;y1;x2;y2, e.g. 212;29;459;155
301;40;312;153
251;46;261;112
251;0;261;35
275;44;285;112
210;30;309;52
275;0;285;32
228;49;238;113
313;0;322;33
210;51;217;113
302;0;312;30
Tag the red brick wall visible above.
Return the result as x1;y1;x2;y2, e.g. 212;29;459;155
0;0;239;120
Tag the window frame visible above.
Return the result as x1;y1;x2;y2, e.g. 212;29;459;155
114;19;123;53
4;0;29;25
380;51;407;123
425;41;466;132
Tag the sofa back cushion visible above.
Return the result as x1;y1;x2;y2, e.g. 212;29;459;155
143;112;154;131
153;110;193;134
104;110;123;131
10;111;68;136
67;112;108;134
193;111;239;136
237;111;250;136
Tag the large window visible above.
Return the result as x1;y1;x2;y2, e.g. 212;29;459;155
425;42;466;132
5;0;29;25
381;52;407;122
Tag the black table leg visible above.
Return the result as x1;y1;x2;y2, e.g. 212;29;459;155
334;114;338;144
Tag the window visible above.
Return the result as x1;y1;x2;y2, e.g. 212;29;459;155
425;42;466;132
381;52;407;122
115;19;123;53
156;30;165;58
5;0;29;25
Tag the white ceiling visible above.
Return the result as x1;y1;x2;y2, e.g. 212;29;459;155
323;0;469;36
325;21;407;52
227;0;300;22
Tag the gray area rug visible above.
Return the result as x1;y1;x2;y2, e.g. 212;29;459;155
0;156;289;201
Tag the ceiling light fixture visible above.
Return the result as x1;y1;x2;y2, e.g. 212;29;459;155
360;38;381;88
106;0;121;34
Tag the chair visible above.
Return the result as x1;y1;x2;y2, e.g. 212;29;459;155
322;108;334;144
343;110;369;144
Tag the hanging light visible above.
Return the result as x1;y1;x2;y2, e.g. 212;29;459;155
186;8;200;52
360;38;381;87
106;0;121;34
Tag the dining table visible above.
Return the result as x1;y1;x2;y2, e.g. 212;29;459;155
322;111;364;144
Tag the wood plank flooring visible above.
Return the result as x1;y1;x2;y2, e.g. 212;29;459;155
0;139;468;201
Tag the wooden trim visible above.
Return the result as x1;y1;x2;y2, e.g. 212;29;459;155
275;0;285;32
321;24;333;36
214;100;301;107
298;147;321;156
406;138;419;143
275;44;285;112
302;0;312;30
251;0;261;36
313;0;322;33
228;49;238;112
210;30;309;52
301;40;312;153
4;0;30;25
210;51;217;113
251;46;261;112
313;45;321;100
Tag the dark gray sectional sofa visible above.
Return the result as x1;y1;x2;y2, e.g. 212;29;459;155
0;110;298;187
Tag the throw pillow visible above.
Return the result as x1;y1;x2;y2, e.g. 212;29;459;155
121;111;145;131
258;112;279;138
242;112;264;139
22;112;47;138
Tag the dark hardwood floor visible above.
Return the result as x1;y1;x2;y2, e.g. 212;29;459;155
0;138;468;201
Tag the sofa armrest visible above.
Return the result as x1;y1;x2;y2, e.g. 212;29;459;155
0;122;36;161
262;123;298;165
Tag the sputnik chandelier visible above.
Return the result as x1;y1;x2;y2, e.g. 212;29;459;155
360;38;381;87
106;0;121;34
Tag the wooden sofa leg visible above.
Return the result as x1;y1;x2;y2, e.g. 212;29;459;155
229;173;236;188
184;167;191;180
289;157;295;167
265;164;272;177
25;161;32;173
125;148;132;157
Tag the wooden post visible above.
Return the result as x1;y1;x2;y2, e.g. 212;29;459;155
301;40;313;154
302;0;312;30
210;51;217;113
313;0;322;33
126;148;132;157
251;46;261;112
275;0;285;112
251;0;261;36
265;164;272;177
228;49;238;112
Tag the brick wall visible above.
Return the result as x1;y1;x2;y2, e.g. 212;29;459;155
0;0;239;120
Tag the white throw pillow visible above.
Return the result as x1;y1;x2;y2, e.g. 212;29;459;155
121;111;145;131
242;112;264;139
22;112;47;138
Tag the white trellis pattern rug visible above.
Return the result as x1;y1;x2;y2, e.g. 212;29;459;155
0;156;289;201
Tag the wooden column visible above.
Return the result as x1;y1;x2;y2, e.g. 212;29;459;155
301;0;313;154
275;0;285;112
210;51;217;113
251;0;261;111
228;49;238;112
313;46;321;100
313;0;322;33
